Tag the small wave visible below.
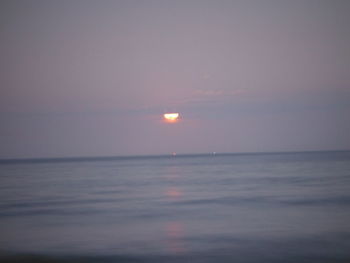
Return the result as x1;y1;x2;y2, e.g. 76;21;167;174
176;195;350;207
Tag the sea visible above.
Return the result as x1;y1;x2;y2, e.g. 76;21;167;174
0;151;350;263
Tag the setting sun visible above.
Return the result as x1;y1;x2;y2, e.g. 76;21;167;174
163;113;180;123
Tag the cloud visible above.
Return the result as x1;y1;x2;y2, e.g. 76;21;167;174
172;88;248;106
195;88;248;97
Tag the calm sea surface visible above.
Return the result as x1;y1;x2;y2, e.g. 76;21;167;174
1;151;350;262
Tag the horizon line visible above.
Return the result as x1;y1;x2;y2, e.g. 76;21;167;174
1;149;349;164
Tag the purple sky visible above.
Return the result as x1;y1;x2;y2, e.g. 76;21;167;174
1;0;349;158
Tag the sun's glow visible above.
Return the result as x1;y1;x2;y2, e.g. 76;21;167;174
163;113;179;123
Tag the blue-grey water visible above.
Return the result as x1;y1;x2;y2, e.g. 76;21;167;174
1;151;350;262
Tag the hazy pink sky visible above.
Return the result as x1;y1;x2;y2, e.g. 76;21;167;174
1;0;349;158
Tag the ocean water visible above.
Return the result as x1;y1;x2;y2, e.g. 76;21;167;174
0;151;350;263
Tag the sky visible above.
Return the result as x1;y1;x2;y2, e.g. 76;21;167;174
0;0;349;159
